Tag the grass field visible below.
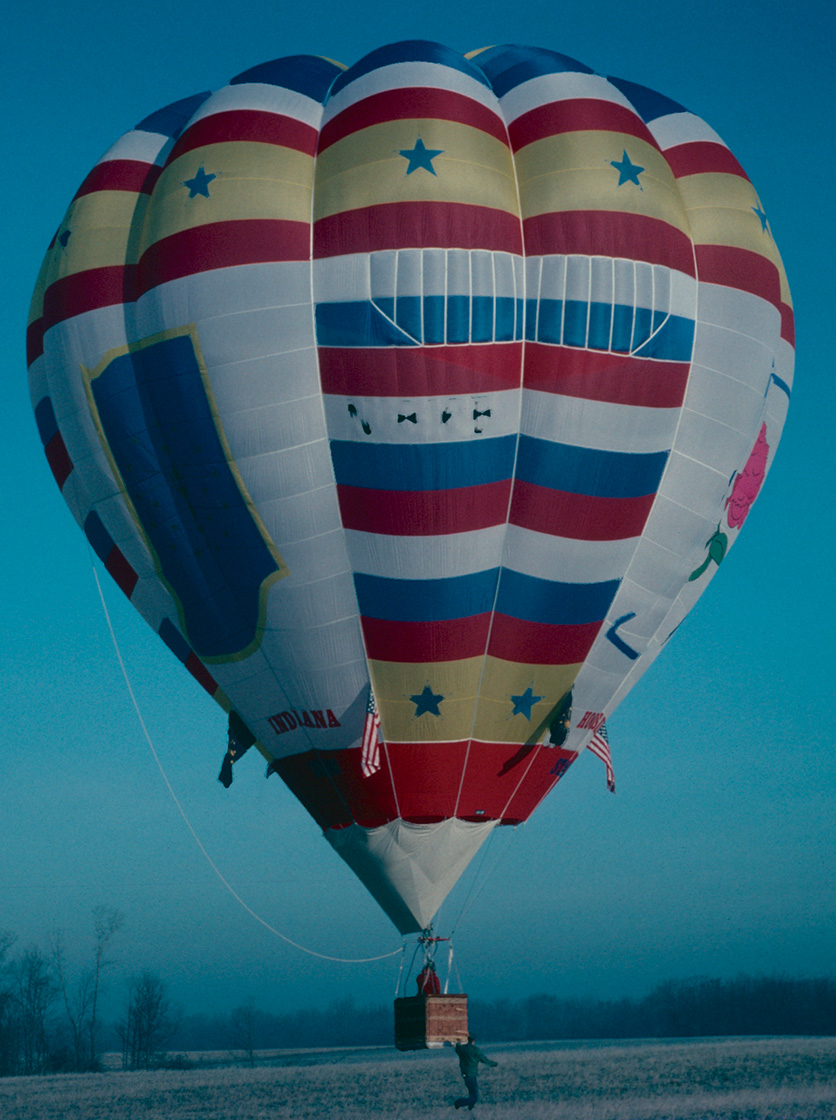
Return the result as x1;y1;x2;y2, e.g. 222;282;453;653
2;1037;835;1119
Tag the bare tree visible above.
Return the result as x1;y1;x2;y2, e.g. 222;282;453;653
51;929;92;1071
0;931;17;1076
51;906;124;1070
118;971;178;1069
229;995;258;1066
12;947;56;1075
89;907;124;1067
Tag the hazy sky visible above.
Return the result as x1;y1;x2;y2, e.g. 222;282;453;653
4;0;834;1021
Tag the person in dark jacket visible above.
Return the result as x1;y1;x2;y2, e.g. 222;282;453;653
453;1035;498;1110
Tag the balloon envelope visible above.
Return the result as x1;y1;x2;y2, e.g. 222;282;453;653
28;42;793;933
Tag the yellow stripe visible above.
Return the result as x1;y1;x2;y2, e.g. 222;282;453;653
314;119;519;221
28;248;54;326
516;132;690;232
675;171;792;299
37;192;150;280
472;658;579;743
140;143;314;250
371;656;580;744
464;47;495;58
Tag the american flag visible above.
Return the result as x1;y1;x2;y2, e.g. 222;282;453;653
361;686;382;777
586;721;615;793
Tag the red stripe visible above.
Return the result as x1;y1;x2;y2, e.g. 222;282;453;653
27;318;44;365
44;432;73;490
318;88;508;152
510;479;654;541
42;266;132;331
314;201;523;256
488;614;603;664
185;652;220;697
338;480;512;536
319;343;523;396
781;303;795;347
273;740;578;829
105;546;139;598
274;745;398;830
167;109;319;162
695;244;782;306
74;160;162;198
523;210;695;274
455;741;578;823
524;343;690;408
361;615;491;662
509;98;657;152
664;141;749;180
137;219;310;292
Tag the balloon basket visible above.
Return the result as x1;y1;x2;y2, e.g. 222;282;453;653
394;993;468;1051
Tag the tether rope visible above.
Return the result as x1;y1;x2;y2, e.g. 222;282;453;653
90;554;402;965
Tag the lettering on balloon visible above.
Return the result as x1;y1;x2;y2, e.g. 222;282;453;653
268;709;342;736
578;710;605;731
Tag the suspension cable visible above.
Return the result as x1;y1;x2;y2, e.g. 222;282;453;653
90;554;402;965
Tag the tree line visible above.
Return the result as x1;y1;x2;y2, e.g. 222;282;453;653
2;912;835;1076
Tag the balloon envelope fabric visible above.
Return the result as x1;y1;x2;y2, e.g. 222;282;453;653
28;42;793;934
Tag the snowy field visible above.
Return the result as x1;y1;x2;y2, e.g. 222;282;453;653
2;1036;836;1119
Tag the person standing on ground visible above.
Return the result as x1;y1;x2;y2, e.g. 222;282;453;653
452;1034;498;1110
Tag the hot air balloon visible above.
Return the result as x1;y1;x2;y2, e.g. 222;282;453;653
28;41;793;942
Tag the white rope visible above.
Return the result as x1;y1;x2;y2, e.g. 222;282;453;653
450;823;519;937
90;557;402;965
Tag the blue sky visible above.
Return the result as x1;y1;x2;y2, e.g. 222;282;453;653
4;0;834;1019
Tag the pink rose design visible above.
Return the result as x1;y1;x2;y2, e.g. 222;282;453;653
726;423;769;529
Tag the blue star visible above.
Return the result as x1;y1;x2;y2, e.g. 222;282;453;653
399;138;444;176
183;166;217;198
610;150;644;187
752;204;769;233
58;230;71;248
410;685;444;717
510;687;544;719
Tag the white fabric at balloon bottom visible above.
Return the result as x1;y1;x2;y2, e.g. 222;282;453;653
325;817;499;934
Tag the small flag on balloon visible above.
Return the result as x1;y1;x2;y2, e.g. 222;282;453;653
586;721;615;793
361;686;382;777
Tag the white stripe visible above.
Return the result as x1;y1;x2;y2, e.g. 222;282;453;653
187;82;325;129
314;250;523;303
502;523;638;584
98;129;170;166
526;256;697;321
322;60;502;119
498;72;636;122
324;389;520;443
650;111;728;152
345;526;507;581
521;388;680;453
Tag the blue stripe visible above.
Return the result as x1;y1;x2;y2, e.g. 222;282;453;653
524;299;694;360
470;45;593;99
516;435;668;498
135;93;212;139
352;567;619;625
83;511;114;564
158;617;192;664
34;397;59;446
354;569;499;621
330;435;517;491
496;568;620;625
316;298;525;346
231;55;342;102
315;302;419;347
91;334;283;658
607;77;686;123
328;40;491;98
